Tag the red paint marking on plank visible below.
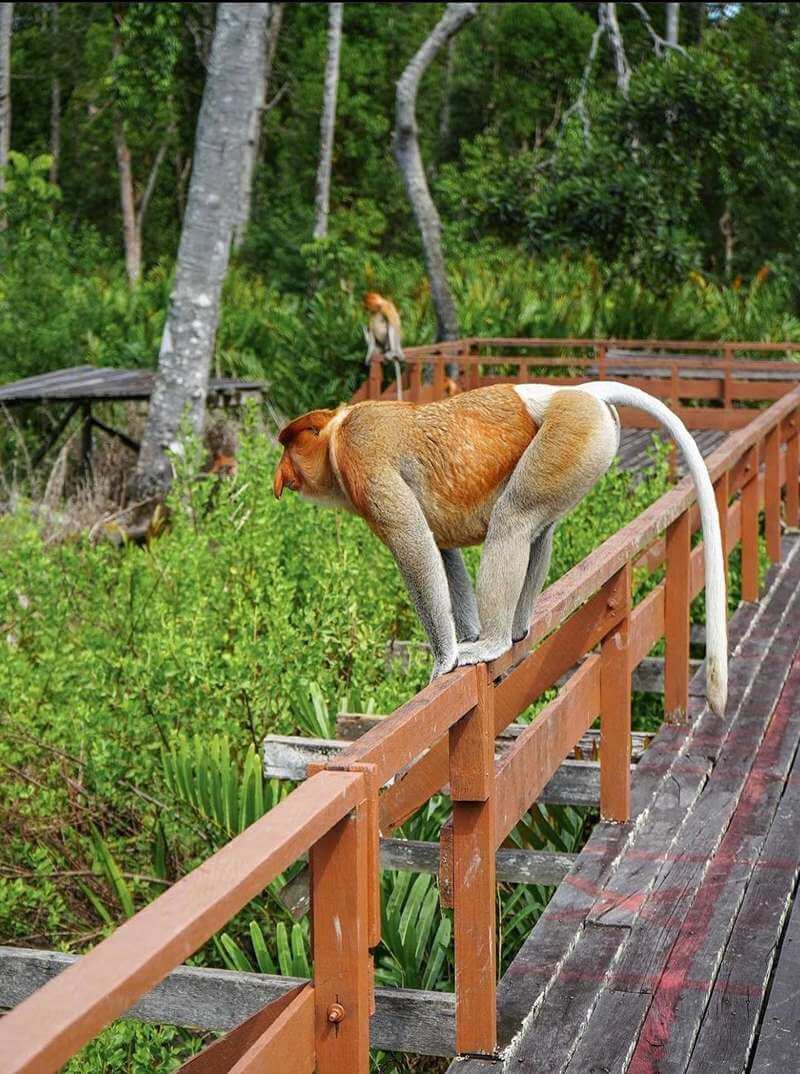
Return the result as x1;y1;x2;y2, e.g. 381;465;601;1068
628;650;800;1072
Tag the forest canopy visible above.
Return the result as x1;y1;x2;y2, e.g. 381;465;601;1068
2;2;800;410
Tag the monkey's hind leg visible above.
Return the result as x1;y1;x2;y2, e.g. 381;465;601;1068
511;524;555;644
441;547;480;643
458;390;618;667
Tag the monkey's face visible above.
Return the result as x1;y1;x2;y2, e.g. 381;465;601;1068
273;409;337;500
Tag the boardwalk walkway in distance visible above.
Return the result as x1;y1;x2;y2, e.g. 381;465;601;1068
450;534;800;1073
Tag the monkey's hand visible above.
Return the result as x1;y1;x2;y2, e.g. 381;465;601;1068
457;638;510;666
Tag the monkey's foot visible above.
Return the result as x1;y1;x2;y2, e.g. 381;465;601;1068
511;626;531;645
457;638;510;666
430;654;459;680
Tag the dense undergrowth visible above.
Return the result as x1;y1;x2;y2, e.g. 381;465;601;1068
0;419;676;1071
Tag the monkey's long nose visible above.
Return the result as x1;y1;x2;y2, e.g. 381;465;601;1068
273;469;284;499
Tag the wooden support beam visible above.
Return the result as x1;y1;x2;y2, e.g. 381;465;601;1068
176;983;314;1073
665;510;691;722
311;800;371;1074
741;446;760;602
786;414;799;528
450;667;496;1055
0;947;457;1057
600;564;632;821
765;425;782;562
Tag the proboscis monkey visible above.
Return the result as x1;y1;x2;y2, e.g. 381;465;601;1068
363;292;405;400
274;382;727;715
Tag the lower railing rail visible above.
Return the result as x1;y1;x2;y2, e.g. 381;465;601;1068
0;374;798;1073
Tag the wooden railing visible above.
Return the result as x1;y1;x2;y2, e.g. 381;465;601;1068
355;337;800;431
1;355;799;1073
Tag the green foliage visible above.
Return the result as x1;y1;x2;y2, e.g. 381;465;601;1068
63;1022;202;1074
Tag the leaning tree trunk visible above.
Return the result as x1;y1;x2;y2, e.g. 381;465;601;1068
131;3;270;501
393;2;477;343
665;3;679;48
0;2;12;208
312;3;343;240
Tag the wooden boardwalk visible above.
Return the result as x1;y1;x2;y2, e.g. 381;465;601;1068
618;427;726;480
454;535;800;1073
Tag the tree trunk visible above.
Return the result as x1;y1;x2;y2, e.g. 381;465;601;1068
312;3;343;240
131;3;270;501
666;3;679;47
438;37;455;165
0;2;12;208
114;119;141;285
601;3;630;99
393;3;477;342
49;2;60;185
230;2;282;249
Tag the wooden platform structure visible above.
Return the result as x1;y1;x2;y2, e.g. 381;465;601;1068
0;365;263;470
0;339;799;1074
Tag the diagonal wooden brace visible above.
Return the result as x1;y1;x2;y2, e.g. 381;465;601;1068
176;982;314;1073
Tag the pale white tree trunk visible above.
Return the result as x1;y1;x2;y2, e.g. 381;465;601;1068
394;2;477;342
114;120;141;285
49;2;60;185
232;2;272;250
666;3;680;47
312;3;343;240
601;3;630;98
0;2;12;208
132;2;270;500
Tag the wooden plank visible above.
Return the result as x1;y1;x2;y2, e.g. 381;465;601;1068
499;925;633;1073
494;658;601;847
480;548;789;1065
750;873;800;1071
311;803;371;1074
177;984;314;1074
680;653;800;1074
0;771;366;1074
334;668;477;786
0;948;456;1057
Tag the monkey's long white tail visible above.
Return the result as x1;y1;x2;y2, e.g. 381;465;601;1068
581;381;728;717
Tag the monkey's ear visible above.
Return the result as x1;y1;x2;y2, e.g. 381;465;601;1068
278;409;335;446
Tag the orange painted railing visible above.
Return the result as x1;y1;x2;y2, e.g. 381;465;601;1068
355;337;800;432
1;347;799;1073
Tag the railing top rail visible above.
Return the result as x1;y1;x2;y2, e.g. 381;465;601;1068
400;352;800;374
471;337;800;352
0;770;365;1074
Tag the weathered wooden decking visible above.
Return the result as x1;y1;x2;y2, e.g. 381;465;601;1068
454;534;800;1073
618;427;726;480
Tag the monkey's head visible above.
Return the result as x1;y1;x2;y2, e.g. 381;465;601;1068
273;409;338;500
363;291;384;313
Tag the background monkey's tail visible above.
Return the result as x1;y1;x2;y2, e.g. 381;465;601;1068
581;381;728;718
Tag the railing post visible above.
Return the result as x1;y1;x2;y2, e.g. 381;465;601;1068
449;665;496;1056
787;409;800;528
741;444;760;602
597;340;607;380
765;425;781;562
723;344;733;410
433;356;445;399
368;355;382;401
665;509;691;722
409;360;422;403
600;564;632;821
311;785;371;1074
714;471;730;601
